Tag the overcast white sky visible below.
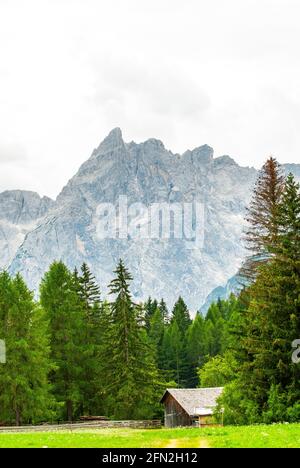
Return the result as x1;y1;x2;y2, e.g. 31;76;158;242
0;0;300;199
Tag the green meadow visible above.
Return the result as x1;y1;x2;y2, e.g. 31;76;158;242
0;424;300;448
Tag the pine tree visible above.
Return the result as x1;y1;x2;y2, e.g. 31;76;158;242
77;263;101;315
158;299;169;324
276;173;300;261
222;174;300;424
144;297;158;331
160;326;175;383
0;271;14;323
186;313;207;386
168;321;185;387
149;308;164;352
171;297;191;336
205;302;226;356
40;261;85;421
160;319;190;387
149;306;165;367
73;264;104;416
242;157;285;279
221;293;249;355
0;273;54;425
101;260;161;419
165;297;191;386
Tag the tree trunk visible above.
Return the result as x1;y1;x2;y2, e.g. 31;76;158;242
15;407;21;426
66;400;73;422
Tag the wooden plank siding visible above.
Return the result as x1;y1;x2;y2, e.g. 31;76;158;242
163;393;192;428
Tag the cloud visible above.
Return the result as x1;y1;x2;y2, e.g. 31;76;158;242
0;143;27;164
90;58;210;119
0;0;300;197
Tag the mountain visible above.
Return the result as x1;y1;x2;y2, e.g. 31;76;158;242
200;274;246;314
3;129;300;313
200;164;300;313
0;190;54;270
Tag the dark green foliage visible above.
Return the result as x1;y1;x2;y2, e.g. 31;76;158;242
205;302;225;356
144;297;159;331
171;297;191;336
219;172;300;425
0;259;246;424
158;299;169;324
0;273;54;425
73;263;104;416
148;306;165;368
40;261;86;421
100;260;162;419
158;294;244;389
161;320;186;386
186;314;207;386
76;263;101;313
161;297;191;386
3;168;299;427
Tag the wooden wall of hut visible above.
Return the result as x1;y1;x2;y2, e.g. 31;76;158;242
163;393;192;428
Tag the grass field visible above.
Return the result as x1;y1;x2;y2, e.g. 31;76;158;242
0;423;300;448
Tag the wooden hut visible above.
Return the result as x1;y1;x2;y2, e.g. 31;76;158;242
160;388;223;428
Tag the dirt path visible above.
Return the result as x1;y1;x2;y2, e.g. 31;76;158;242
164;438;211;448
165;439;180;448
198;438;210;448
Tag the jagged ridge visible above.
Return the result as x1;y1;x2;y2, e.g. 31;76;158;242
1;129;299;313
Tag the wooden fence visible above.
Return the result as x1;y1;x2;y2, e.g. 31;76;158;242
0;419;162;433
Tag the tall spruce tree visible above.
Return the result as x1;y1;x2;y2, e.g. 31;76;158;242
40;261;85;421
148;306;165;368
144;297;158;332
276;173;300;260
205;302;226;356
167;320;185;387
158;299;169;324
186;313;207;386
160;326;175;383
242;157;285;279
101;260;160;419
171;297;191;335
73;263;104;415
160;297;191;386
0;273;54;425
221;173;300;424
77;263;101;314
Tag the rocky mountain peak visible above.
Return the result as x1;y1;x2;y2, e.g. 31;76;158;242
0;190;54;224
3;130;300;313
214;155;238;167
183;144;214;166
143;138;165;151
95;127;124;155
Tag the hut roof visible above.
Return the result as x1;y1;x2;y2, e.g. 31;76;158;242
161;388;224;417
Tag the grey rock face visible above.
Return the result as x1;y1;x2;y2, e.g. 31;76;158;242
199;165;300;313
0;191;54;269
3;129;300;313
200;274;246;314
